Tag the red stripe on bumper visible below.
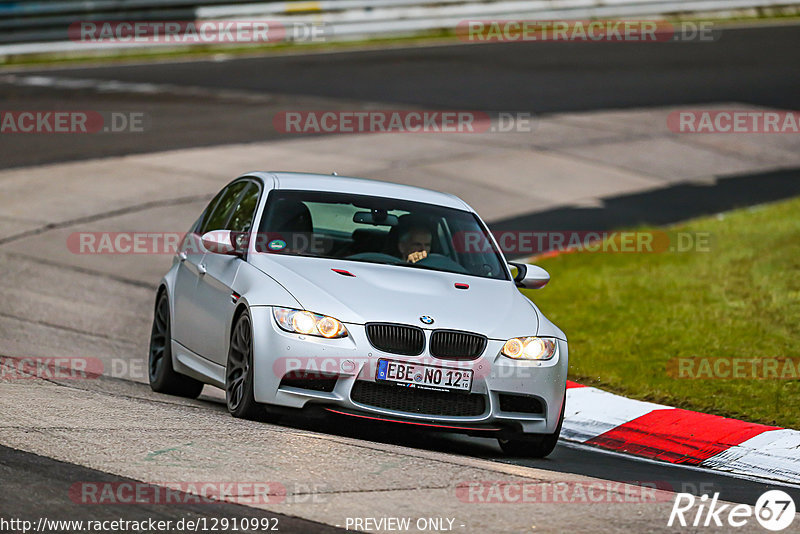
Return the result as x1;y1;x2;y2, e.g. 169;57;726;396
325;408;501;431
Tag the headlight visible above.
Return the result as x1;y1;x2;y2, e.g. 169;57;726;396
273;307;348;338
501;337;556;360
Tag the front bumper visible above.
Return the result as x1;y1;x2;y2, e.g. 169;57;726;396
249;306;567;435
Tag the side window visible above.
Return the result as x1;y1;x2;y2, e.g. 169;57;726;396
227;183;261;233
198;181;248;235
193;190;225;234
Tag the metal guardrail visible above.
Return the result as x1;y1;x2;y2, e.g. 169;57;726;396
199;0;800;41
0;0;272;43
1;0;799;56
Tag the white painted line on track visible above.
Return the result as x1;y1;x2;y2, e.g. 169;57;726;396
0;73;274;102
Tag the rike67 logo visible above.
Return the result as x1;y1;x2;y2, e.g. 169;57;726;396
669;490;796;531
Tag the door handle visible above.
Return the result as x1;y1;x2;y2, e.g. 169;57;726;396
198;263;207;275
178;251;187;261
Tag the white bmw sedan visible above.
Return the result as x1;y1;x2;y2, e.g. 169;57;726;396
149;172;568;457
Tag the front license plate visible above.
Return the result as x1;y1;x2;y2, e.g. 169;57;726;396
376;359;473;392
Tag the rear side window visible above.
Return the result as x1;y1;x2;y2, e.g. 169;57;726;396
227;183;261;233
197;181;249;234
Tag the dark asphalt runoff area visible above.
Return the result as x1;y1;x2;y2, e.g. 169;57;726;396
1;24;799;169
0;444;346;534
282;404;800;507
1;22;799;528
491;168;800;232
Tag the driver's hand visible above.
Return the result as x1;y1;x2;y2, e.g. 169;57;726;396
407;250;428;263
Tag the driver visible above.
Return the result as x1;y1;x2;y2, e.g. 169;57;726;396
397;225;432;264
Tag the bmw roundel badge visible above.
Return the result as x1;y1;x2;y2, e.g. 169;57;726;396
419;315;434;325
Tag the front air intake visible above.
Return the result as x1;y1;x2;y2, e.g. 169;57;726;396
498;393;545;414
279;371;338;393
351;381;486;416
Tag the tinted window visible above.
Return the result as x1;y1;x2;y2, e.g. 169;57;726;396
227;183;261;233
194;190;225;234
198;181;248;234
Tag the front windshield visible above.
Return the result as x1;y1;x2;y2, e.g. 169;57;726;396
255;190;509;281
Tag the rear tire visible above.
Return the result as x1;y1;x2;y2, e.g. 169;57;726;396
498;395;565;458
148;292;204;398
226;310;277;422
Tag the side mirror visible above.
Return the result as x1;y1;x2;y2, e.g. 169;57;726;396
509;262;550;289
201;230;238;255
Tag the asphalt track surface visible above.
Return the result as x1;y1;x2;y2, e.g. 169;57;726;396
491;168;800;232
1;24;799;169
0;444;346;533
238;403;800;506
2;22;800;531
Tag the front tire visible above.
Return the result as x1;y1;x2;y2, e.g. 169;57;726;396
148;292;204;398
498;396;565;458
226;310;275;421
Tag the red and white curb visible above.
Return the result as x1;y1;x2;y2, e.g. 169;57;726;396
562;381;800;485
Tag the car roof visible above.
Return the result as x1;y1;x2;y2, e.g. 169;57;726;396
244;171;472;212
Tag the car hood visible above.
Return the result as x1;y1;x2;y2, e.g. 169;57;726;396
248;254;539;339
